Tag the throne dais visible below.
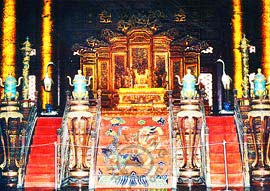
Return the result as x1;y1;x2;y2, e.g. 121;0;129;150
117;69;166;110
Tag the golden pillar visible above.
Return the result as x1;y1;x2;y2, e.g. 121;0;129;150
1;0;16;79
41;0;53;109
232;0;243;97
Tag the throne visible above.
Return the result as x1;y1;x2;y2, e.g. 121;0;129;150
134;69;149;88
117;68;166;110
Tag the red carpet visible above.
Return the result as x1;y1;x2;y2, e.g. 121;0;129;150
24;117;62;188
206;116;243;187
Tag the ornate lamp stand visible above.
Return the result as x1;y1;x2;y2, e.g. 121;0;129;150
248;68;270;184
174;70;204;184
0;75;24;187
66;99;96;186
176;99;203;184
61;72;99;187
248;99;270;184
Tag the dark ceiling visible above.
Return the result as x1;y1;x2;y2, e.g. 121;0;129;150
0;0;262;74
0;0;262;110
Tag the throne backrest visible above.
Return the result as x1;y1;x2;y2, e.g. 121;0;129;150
134;69;149;88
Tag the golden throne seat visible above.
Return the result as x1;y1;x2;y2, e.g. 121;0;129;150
133;69;149;88
117;87;166;110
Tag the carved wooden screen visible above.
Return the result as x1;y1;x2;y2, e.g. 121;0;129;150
113;55;125;89
154;54;167;88
96;47;110;91
82;64;94;89
99;61;108;90
130;46;151;87
131;48;148;74
173;60;181;90
81;52;97;90
183;52;199;76
170;57;184;91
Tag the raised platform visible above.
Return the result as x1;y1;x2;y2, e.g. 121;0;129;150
117;87;167;110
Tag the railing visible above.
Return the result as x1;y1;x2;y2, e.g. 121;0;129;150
88;91;102;189
199;97;209;185
168;91;178;188
233;92;250;187
169;90;208;186
17;105;38;188
56;91;102;189
57;92;71;188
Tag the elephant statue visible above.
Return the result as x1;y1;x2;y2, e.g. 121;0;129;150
67;70;92;100
0;74;23;100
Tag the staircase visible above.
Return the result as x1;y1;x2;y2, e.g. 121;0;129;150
24;117;62;188
96;115;172;188
206;116;244;187
22;115;244;188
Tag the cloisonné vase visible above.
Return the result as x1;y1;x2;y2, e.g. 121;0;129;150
181;73;197;99
254;70;266;98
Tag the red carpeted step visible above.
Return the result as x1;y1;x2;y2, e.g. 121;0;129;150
226;142;241;152
208;125;237;134
210;173;243;187
30;144;56;154
33;128;58;135
35;117;62;125
24;117;62;188
28;153;54;160
206;116;235;124
206;116;244;187
210;162;243;174
227;173;244;186
25;174;55;187
31;135;57;144
208;143;224;153
228;163;244;173
26;164;55;174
